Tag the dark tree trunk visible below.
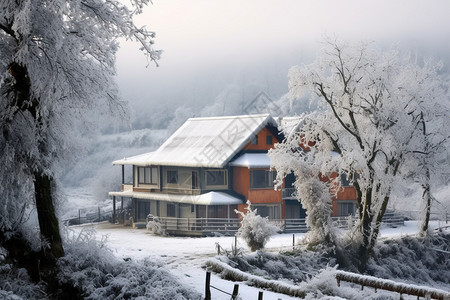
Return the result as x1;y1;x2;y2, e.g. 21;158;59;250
34;172;64;259
358;187;373;272
420;167;431;236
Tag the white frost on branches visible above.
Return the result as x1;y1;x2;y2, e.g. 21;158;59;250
0;0;160;236
235;201;279;252
270;40;450;257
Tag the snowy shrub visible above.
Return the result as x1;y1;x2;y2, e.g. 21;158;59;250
0;263;47;300
235;201;279;252
146;215;166;236
58;228;200;299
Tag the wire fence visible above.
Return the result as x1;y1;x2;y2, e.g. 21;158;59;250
62;208;113;226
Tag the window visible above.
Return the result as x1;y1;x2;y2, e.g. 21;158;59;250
250;169;276;189
251;135;258;145
167;170;178;184
337;201;357;216
340;173;359;187
167;203;176;217
137;201;150;220
138;166;158;184
253;204;280;219
266;135;273;145
205;170;227;186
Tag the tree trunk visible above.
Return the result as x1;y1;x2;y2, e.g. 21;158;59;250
369;194;390;251
358;187;373;271
420;167;431;236
34;172;64;259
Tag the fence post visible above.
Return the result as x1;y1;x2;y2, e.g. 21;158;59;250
258;291;263;300
78;209;81;225
98;206;100;221
292;233;295;251
231;284;239;299
205;271;211;300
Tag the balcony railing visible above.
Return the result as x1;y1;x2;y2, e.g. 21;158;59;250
282;188;297;199
147;216;240;235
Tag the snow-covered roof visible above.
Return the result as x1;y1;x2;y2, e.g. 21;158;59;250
113;152;155;166
113;114;277;168
229;153;271;168
276;116;304;135
108;191;243;205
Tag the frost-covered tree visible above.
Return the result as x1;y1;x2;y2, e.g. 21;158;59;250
270;40;449;269
0;0;159;286
235;201;279;252
404;100;449;236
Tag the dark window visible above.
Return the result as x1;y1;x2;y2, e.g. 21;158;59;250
137;201;150;220
138;166;158;184
337;202;356;216
250;169;276;189
167;203;176;217
340;173;359;187
253;205;280;219
206;170;227;186
251;135;258;145
340;174;351;187
192;171;199;189
167;170;178;184
266;135;273;145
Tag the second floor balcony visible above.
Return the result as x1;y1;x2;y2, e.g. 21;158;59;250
282;187;297;200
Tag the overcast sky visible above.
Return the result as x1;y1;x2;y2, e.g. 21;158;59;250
116;0;450;117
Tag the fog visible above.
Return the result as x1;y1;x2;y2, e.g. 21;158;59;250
62;0;450;195
115;0;450;127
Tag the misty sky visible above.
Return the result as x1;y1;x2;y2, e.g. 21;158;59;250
116;0;450;119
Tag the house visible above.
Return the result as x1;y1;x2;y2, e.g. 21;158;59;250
109;114;357;235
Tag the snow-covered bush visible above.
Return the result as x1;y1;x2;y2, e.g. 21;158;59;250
58;228;200;299
146;215;166;236
0;260;47;299
235;201;279;251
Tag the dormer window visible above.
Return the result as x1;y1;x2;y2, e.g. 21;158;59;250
266;135;273;145
251;135;258;145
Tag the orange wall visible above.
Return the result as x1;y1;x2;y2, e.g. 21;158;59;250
233;166;284;218
242;127;279;151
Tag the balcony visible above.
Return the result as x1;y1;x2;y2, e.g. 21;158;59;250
122;184;133;191
282;188;297;200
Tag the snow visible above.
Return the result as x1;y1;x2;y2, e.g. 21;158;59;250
108;191;243;205
70;220;448;300
113;151;156;166
229;153;271;168
112;114;277;168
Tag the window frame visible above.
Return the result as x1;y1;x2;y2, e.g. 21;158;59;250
167;203;176;217
166;170;178;184
337;201;357;217
205;169;228;188
137;166;158;185
250;169;276;189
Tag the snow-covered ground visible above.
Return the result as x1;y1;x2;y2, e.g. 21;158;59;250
70;220;447;300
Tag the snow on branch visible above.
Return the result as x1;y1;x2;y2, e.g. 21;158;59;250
336;270;450;299
205;259;307;298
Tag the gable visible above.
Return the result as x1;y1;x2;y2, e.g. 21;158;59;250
242;126;282;151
